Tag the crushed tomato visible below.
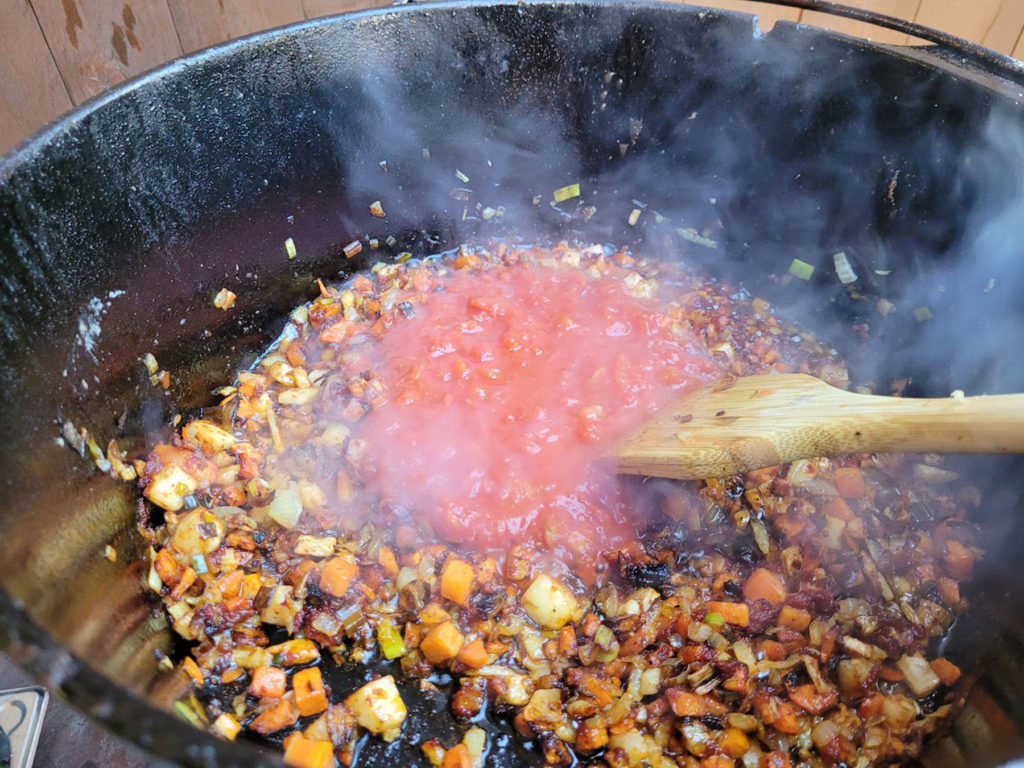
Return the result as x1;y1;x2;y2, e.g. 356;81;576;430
350;263;722;568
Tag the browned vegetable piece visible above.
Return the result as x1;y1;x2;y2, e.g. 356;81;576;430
420;621;465;664
251;700;300;734
249;666;287;699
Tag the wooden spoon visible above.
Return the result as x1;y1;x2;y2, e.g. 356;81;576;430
614;373;1024;480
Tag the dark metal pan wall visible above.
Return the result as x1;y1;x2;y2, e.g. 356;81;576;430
3;2;1024;764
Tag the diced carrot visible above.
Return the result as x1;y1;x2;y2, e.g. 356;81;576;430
743;568;787;605
576;672;621;708
763;699;802;734
251;699;300;734
182;656;204;686
705;601;750;628
858;694;884;719
701;756;735;768
420;620;465;664
293;667;329;717
930;657;962;685
834;467;866;499
822;497;854;521
666;689;729;718
759;639;787;661
319;557;358;598
456;638;488;669
440;558;475;607
778;605;811;631
377;546;399;578
283;733;335;768
249;666;287;699
789;683;838;715
442;743;472;768
761;752;792;768
154;548;181;585
216;569;244;599
775;700;802;734
719;726;751;758
221;667;245;684
878;665;904;682
319;320;357;344
559;625;578;656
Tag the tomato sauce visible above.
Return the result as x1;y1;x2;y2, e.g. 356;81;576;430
355;260;723;569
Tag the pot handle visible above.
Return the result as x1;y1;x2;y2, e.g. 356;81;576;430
722;0;1024;87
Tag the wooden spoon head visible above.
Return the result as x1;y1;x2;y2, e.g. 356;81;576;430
614;373;846;480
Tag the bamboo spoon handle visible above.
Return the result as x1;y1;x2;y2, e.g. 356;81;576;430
615;373;1024;481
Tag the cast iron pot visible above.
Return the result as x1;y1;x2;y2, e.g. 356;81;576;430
4;1;1024;764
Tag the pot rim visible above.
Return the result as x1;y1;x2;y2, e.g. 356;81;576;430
1;1;1022;764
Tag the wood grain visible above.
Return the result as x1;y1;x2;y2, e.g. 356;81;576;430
0;0;73;155
615;373;1024;480
166;0;305;54
800;0;922;46
914;0;1003;47
302;0;390;18
980;1;1024;55
4;1;1024;160
29;0;182;104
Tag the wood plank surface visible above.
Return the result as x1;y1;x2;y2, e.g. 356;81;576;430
166;0;305;54
980;2;1024;55
0;0;74;155
302;0;390;18
4;0;1024;159
800;0;921;46
914;0;1003;47
29;0;182;104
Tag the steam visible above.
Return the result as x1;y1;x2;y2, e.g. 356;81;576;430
877;112;1024;397
300;5;1024;556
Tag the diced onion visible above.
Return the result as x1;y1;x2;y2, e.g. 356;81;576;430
833;251;857;284
268;486;303;529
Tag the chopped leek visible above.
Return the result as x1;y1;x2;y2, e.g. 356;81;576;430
377;618;407;659
553;183;580;203
789;258;815;281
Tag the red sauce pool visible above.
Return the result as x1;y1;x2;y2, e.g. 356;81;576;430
355;260;723;571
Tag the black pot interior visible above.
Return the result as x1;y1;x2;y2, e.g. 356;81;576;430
3;2;1024;765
